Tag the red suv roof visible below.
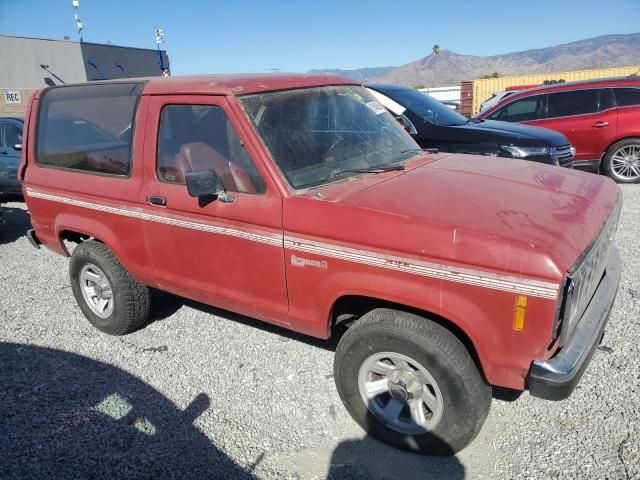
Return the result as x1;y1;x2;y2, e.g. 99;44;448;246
488;76;640;109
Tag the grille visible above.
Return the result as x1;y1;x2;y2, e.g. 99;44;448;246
558;196;622;343
550;145;575;168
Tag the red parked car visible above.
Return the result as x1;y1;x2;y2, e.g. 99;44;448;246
20;75;621;455
478;77;640;183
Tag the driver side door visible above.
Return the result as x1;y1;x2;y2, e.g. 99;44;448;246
140;95;288;326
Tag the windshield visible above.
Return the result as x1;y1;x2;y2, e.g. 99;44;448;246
386;88;468;126
238;85;419;189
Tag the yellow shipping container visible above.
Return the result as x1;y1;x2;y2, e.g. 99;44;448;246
471;65;640;115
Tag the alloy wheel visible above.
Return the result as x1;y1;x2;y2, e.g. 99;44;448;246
79;263;114;319
610;144;640;181
357;352;444;435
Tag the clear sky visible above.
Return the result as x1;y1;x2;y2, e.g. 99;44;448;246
1;0;638;75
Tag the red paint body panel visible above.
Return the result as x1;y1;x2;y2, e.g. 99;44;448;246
617;104;640;142
22;74;621;391
478;77;640;163
139;94;288;325
283;197;560;388
525;109;618;162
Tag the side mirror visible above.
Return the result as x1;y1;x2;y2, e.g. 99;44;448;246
184;170;235;205
185;170;224;198
14;144;22;151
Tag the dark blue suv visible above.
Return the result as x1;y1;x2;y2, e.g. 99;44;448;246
0;117;23;196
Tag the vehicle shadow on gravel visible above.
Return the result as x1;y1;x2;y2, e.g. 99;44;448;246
0;204;31;246
327;435;466;479
0;342;254;479
149;296;341;352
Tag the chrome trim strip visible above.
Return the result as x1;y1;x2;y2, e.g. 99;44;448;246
284;237;559;299
26;188;283;247
26;187;560;299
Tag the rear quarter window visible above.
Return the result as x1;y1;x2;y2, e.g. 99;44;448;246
36;83;144;176
547;89;598;118
614;87;640;107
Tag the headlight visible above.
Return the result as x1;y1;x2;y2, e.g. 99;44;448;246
570;145;576;157
500;145;549;158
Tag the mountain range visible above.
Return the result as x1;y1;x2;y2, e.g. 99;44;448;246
310;33;640;87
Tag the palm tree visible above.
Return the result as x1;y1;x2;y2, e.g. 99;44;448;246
432;44;441;87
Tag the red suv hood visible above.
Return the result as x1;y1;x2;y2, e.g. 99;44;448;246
296;154;620;282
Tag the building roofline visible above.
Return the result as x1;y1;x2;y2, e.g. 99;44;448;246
0;34;166;54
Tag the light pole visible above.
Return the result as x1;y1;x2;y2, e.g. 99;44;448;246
72;0;84;42
154;27;168;75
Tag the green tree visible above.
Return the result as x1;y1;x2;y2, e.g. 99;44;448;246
481;71;500;79
414;84;426;90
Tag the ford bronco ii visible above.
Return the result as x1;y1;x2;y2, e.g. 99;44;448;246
20;74;621;455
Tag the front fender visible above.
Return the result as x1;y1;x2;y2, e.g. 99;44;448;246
330;279;495;380
288;263;555;389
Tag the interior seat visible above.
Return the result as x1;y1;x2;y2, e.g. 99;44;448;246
176;142;257;194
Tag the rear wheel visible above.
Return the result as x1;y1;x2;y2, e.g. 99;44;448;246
602;139;640;183
69;240;150;335
334;308;491;455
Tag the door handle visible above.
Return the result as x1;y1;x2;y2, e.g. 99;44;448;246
148;196;167;206
592;121;609;128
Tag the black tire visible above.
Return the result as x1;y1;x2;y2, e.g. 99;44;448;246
69;240;150;335
334;308;491;455
602;138;640;184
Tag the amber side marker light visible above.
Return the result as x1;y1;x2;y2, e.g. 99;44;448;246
513;295;528;331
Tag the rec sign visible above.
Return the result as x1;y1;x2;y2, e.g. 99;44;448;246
4;90;21;104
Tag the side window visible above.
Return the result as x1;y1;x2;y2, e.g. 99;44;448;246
36;83;143;175
547;90;598;118
5;123;22;149
614;88;640;107
157;104;266;194
598;88;615;111
488;95;545;122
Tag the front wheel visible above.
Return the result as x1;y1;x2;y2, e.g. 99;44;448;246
602;139;640;183
334;308;491;455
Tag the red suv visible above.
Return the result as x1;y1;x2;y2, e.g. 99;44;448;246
479;77;640;183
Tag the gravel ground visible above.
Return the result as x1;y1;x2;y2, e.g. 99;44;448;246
0;185;639;479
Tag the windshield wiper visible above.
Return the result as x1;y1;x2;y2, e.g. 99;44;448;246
400;147;439;154
324;164;405;181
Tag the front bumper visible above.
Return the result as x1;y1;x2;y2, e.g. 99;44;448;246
527;246;620;400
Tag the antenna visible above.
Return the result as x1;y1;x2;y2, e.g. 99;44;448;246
71;0;84;42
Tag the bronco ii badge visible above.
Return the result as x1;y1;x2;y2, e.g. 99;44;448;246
290;254;328;269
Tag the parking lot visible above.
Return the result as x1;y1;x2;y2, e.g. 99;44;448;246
0;185;638;479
